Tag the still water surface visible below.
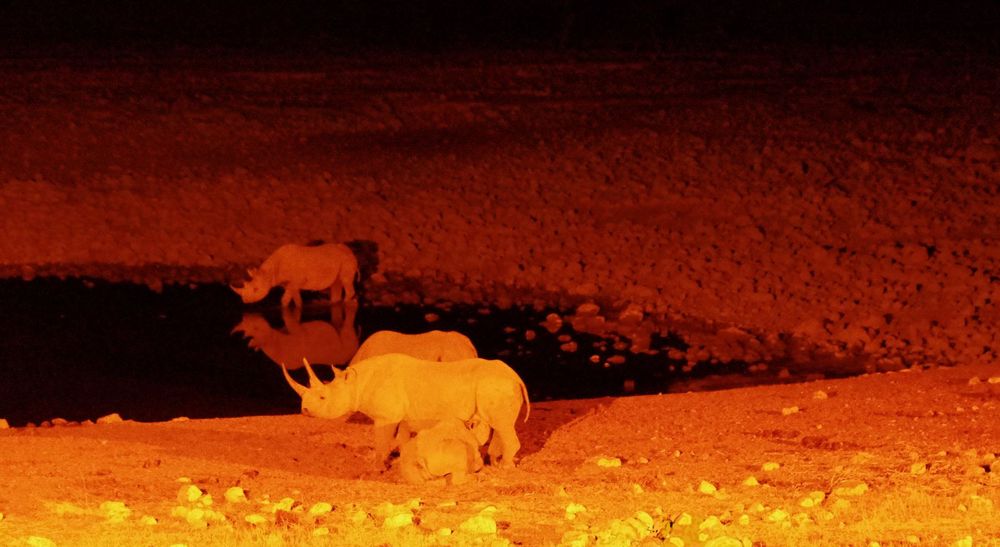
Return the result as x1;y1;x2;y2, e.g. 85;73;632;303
0;278;757;426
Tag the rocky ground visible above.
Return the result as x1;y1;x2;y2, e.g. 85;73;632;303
1;361;999;546
1;47;997;370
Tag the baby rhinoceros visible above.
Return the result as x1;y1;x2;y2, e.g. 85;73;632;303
349;329;478;365
231;242;359;308
398;418;484;485
282;354;530;469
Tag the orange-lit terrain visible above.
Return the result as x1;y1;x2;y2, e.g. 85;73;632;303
1;42;999;545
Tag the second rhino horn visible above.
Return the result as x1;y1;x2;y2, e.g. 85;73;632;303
302;358;322;386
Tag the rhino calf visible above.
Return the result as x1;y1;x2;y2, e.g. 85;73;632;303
231;242;359;308
398;418;484;485
349;330;477;365
394;416;490;461
282;355;529;469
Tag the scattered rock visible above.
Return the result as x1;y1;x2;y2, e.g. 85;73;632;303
177;485;203;504
596;457;622;468
459;513;496;533
96;413;123;425
308;502;332;516
224;487;247;504
542;313;563;333
564;502;587;520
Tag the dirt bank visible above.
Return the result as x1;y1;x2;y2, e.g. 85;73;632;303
2;49;998;370
1;361;998;545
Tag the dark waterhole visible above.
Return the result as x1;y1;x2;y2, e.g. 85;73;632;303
1;278;799;427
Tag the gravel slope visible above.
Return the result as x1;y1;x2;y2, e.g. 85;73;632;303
0;361;998;545
0;48;998;371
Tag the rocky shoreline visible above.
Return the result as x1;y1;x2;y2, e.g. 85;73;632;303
1;49;997;373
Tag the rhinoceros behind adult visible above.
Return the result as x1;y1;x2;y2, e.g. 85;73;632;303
349;330;477;365
231;242;359;308
282;354;529;468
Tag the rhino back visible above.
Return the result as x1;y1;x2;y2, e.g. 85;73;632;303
438;331;478;360
269;244;352;289
352;355;482;422
472;359;530;416
351;330;476;364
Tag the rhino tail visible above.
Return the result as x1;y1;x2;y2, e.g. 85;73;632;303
519;378;530;422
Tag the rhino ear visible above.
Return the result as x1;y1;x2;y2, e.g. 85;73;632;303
280;362;307;397
336;366;355;382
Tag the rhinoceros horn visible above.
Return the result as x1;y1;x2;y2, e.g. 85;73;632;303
230;319;247;336
302;358;322;387
229;268;257;295
280;362;307;397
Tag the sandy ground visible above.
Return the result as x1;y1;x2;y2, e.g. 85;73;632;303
1;362;999;546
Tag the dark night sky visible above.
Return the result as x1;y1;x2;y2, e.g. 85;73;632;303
1;0;998;52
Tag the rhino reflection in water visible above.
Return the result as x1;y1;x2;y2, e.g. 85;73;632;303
232;302;360;369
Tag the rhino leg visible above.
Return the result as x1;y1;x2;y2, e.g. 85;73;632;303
393;421;416;453
469;438;485;473
477;383;525;468
479;401;522;467
280;286;303;309
450;467;468;485
490;424;521;468
329;281;343;304
397;441;425;484
470;420;491;446
341;268;356;300
486;433;502;464
372;421;400;469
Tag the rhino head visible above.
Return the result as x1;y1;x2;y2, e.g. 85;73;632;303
230;268;271;304
230;313;271;338
281;358;354;419
231;313;273;351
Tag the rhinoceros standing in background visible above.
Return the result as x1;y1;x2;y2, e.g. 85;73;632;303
398;418;484;485
349;330;478;365
282;355;529;469
231;242;358;308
